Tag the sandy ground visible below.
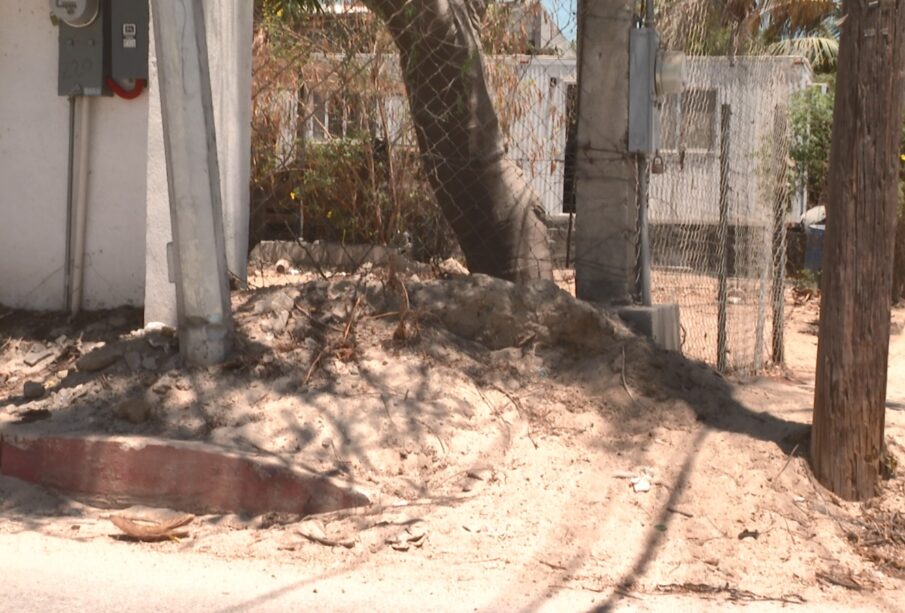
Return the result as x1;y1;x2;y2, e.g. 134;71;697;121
1;266;904;612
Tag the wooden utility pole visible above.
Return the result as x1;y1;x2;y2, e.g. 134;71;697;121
812;1;905;500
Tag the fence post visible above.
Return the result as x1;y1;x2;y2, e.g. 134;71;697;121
771;105;789;366
717;103;732;373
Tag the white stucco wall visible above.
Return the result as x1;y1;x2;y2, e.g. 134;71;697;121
0;5;148;311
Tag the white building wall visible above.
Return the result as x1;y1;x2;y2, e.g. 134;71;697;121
0;5;148;310
502;57;576;217
1;3;251;317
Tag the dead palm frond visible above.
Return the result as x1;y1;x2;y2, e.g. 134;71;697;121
748;0;839;38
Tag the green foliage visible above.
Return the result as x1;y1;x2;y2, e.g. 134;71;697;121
788;77;835;209
788;76;905;208
256;0;324;20
791;267;820;293
294;141;456;259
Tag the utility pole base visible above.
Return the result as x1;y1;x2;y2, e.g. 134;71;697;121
181;320;232;366
619;304;681;352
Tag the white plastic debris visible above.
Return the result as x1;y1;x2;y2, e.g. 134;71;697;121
631;476;652;493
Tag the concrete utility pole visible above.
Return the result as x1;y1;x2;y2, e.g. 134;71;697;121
203;2;253;287
573;0;680;351
573;0;637;305
150;0;233;365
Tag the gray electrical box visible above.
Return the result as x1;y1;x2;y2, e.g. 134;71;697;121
57;10;108;96
628;27;659;154
110;0;149;82
55;0;149;97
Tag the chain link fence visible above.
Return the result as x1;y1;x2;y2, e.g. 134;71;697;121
650;7;811;373
251;0;578;276
250;0;806;373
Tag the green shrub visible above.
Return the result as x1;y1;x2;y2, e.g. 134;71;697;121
788;78;835;210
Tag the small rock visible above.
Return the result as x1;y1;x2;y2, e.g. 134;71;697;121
23;381;45;400
124;351;142;372
271;291;297;312
76;344;121;372
438;258;469;277
116;398;152;424
23;344;56;367
269;309;291;334
147;333;176;351
145;323;177;350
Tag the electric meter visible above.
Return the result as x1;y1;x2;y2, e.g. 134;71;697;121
50;0;100;27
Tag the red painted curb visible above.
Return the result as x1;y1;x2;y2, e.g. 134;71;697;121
0;434;369;516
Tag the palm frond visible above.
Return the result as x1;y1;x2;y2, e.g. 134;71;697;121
767;34;838;69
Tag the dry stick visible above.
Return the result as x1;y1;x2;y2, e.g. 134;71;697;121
666;506;694;519
303;346;329;385
304;296;362;385
341;295;363;344
418;418;448;456
539;559;568;571
292;237;331;281
474;387;514;450
805;469;850;538
621;346;637;403
655;583;805;605
815;571;862;592
387;256;413;340
491;384;538;449
770;443;800;485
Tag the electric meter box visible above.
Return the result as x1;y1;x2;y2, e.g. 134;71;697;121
628;27;659;154
110;0;149;82
629;27;687;155
57;8;108;96
55;0;149;97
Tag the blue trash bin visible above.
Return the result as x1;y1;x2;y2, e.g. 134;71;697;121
804;223;825;273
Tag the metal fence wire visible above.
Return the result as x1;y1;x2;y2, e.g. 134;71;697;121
251;0;805;374
651;4;811;373
251;0;578;267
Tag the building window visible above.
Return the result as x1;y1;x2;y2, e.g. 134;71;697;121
661;88;718;151
306;89;373;142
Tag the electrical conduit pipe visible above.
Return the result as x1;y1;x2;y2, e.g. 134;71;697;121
69;96;92;314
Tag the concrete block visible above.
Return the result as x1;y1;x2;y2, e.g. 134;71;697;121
619;303;681;352
0;434;370;517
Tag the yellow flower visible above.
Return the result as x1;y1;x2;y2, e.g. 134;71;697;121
290;191;297;201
